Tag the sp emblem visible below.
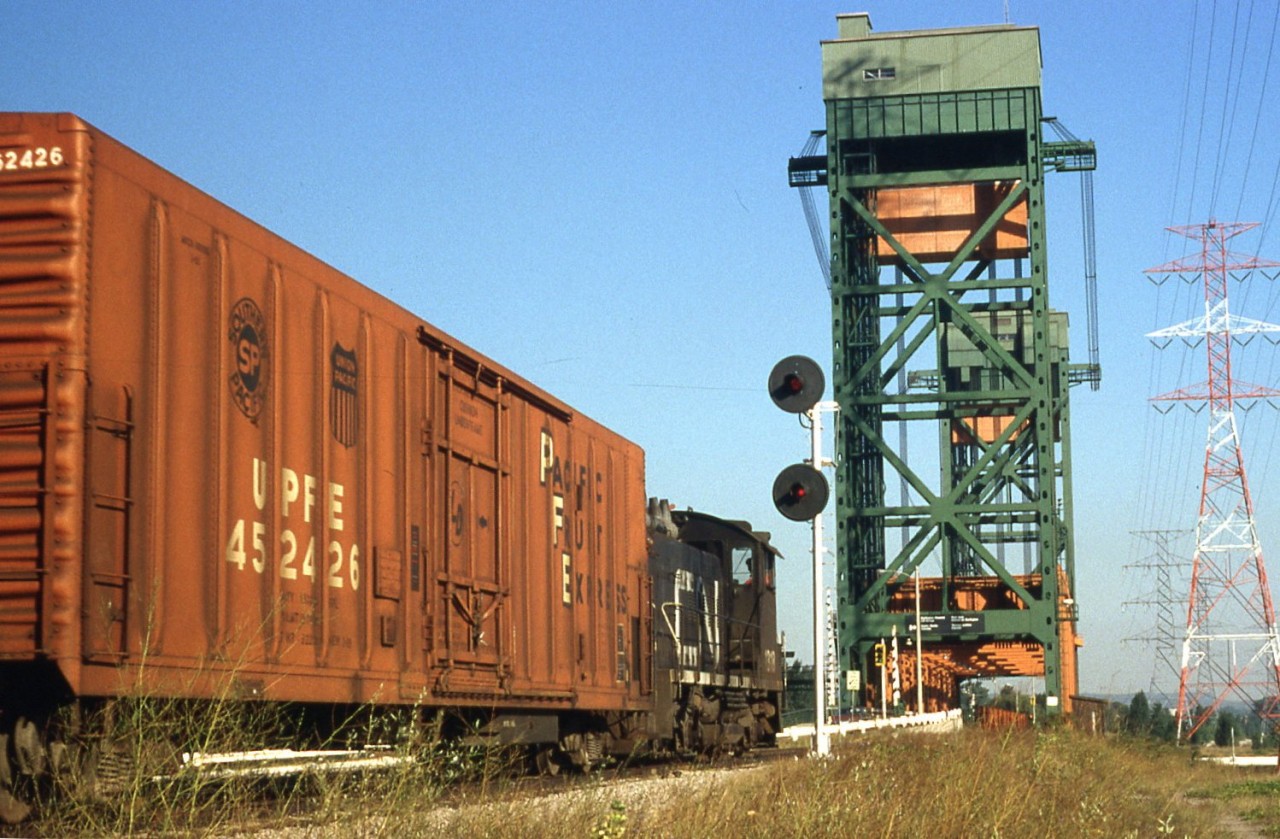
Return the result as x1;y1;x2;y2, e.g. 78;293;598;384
228;297;267;422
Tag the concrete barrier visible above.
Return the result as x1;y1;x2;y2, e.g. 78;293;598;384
779;709;963;741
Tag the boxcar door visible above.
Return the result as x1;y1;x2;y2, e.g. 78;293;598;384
432;360;508;696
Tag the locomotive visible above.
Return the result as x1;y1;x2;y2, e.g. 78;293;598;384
0;113;783;820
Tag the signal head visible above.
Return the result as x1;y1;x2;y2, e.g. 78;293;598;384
771;462;830;521
768;355;825;414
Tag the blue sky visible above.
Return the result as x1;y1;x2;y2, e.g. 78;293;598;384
9;1;1280;698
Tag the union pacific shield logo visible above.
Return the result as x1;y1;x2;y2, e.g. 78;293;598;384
330;343;358;448
228;297;267;422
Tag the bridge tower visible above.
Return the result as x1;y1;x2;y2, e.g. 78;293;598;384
791;14;1097;715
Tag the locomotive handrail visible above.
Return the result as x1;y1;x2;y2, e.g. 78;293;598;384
656;601;680;641
657;601;763;677
656;601;764;637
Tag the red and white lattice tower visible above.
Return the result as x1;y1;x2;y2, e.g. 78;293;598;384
1145;220;1280;741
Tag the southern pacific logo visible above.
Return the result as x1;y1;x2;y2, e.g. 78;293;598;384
228;297;267;422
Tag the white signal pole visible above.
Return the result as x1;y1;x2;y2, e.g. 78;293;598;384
809;401;839;757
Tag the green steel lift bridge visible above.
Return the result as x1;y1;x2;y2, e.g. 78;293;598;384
789;14;1098;715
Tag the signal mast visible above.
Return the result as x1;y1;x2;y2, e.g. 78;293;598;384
768;355;833;755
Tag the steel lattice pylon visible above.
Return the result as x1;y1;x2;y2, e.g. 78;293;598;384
1145;220;1280;741
1123;529;1191;695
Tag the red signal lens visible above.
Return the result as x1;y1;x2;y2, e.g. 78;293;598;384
769;356;824;415
772;462;829;521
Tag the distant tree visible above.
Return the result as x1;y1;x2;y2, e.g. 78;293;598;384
1215;711;1238;748
1148;703;1177;742
1251;698;1278;750
782;660;816;725
1103;701;1127;733
960;681;991;723
994;684;1018;711
1189;705;1212;745
1262;722;1279;752
1126;691;1151;736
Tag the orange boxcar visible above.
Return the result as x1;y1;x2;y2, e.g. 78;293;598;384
0;112;650;714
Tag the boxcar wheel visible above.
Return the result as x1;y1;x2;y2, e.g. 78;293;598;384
0;733;31;824
534;747;561;776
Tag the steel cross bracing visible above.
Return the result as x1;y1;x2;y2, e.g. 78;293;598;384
832;183;1071;620
1144;221;1280;740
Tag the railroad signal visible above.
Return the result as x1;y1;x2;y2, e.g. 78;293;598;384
768;354;831;522
768;355;825;414
767;353;834;756
771;462;829;521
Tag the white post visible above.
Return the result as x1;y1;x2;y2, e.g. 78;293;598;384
891;626;901;707
810;403;830;757
880;644;888;720
914;569;924;714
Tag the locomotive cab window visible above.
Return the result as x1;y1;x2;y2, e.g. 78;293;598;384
732;547;753;586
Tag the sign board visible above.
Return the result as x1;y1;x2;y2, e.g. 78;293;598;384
906;613;987;635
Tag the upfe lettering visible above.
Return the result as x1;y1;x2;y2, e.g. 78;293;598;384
253;457;345;530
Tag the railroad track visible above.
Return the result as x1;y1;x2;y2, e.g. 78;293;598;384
196;743;809;836
24;741;808;836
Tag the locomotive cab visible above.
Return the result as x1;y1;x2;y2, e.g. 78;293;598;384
670;512;782;683
646;502;784;755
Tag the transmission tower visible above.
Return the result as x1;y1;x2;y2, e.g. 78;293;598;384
1123;529;1191;700
1144;220;1280;740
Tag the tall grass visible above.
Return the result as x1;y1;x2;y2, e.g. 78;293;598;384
33;695;518;837
21;595;526;837
406;727;1255;839
31;704;1270;836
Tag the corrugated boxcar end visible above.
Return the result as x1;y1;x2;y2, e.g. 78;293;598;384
0;114;94;700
